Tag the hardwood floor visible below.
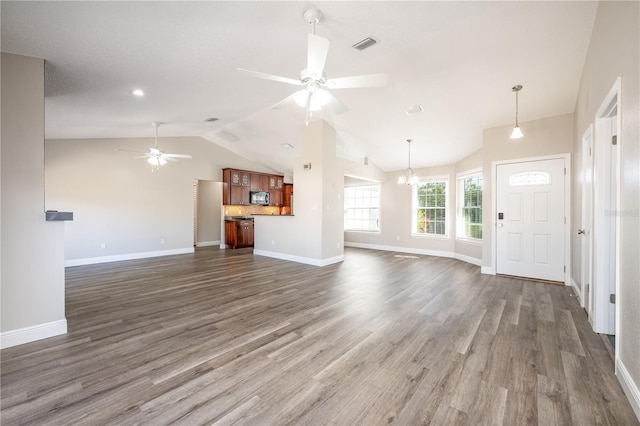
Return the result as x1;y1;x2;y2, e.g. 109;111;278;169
1;247;637;425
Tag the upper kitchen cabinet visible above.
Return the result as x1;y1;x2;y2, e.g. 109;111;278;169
251;173;269;192
222;168;250;205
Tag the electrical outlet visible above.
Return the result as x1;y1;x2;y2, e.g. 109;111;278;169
396;236;400;241
100;242;106;249
160;238;166;245
271;240;275;245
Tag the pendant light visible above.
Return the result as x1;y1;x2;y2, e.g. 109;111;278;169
397;139;419;185
510;85;524;139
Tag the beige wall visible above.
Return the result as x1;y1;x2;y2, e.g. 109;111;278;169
254;120;345;265
196;181;222;246
1;53;67;346
345;164;459;257
46;136;273;264
572;0;640;412
481;113;574;269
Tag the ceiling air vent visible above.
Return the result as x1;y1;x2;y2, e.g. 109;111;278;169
216;130;239;143
204;117;219;122
352;37;377;51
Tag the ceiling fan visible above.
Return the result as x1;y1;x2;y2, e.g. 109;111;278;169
119;122;192;169
238;9;387;124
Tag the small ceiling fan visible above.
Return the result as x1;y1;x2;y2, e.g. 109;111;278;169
238;9;387;124
119;122;192;169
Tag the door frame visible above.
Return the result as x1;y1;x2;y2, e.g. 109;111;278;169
580;124;594;312
490;153;572;285
591;77;621;338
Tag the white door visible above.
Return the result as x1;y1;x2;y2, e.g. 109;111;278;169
579;127;593;313
496;158;566;282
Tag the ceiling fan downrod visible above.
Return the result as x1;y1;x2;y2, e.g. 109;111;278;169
303;9;322;35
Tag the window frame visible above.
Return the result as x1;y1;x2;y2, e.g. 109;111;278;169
411;176;450;239
456;169;483;244
343;183;381;233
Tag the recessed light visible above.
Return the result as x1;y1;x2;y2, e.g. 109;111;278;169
352;37;378;51
281;143;294;149
132;89;144;97
406;104;424;115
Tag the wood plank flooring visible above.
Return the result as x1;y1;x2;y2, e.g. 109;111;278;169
1;247;637;425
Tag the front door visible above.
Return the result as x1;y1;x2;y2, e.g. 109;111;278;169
496;158;566;282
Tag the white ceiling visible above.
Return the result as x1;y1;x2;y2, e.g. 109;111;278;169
1;1;598;175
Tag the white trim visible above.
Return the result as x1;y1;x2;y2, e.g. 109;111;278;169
196;240;221;247
455;237;483;246
616;358;640;421
491;153;572;286
65;247;195;267
454;252;482;266
456;171;484;241
481;266;495;275
1;319;67;349
343;242;481;266
253;249;344;267
571;277;582;305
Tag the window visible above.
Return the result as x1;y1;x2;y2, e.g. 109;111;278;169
413;179;448;236
457;173;483;240
344;184;380;231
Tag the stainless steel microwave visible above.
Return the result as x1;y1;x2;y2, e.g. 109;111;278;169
250;191;270;205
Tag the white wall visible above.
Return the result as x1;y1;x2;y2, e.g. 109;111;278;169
1;53;67;347
46;136;273;265
572;1;640;416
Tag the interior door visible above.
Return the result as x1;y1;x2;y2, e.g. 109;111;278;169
580;127;593;313
496;158;566;282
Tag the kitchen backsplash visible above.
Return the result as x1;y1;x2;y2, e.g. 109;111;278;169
224;205;282;216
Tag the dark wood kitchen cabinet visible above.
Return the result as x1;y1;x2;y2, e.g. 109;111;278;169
225;220;254;249
222;168;250;205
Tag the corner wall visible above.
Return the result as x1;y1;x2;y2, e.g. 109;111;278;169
1;53;67;348
572;1;640;417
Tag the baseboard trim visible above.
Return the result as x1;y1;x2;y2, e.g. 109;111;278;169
1;319;67;349
453;253;482;267
570;277;583;306
344;242;482;266
65;247;195;267
616;357;640;421
196;240;220;247
254;249;344;267
481;266;495;275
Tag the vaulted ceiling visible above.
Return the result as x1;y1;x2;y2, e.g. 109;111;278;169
1;1;598;175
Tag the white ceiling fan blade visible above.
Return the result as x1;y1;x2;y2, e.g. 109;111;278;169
115;148;147;154
307;34;330;78
326;91;349;115
133;154;151;159
164;153;192;159
326;73;388;89
270;91;301;110
237;68;300;86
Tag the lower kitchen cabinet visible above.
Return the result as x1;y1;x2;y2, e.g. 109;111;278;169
225;220;254;249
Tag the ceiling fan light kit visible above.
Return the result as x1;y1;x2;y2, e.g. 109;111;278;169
510;84;524;139
119;122;193;170
237;8;388;125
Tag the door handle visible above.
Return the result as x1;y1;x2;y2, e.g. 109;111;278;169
497;223;504;228
578;229;585;235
